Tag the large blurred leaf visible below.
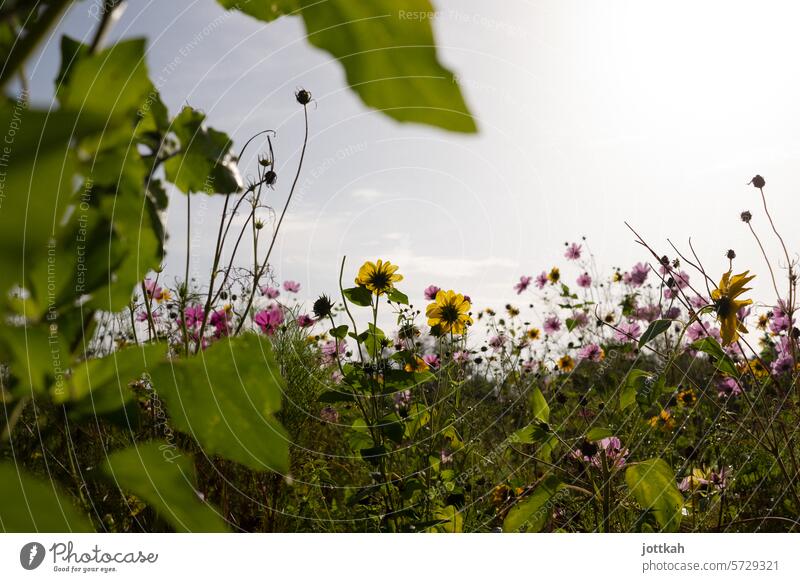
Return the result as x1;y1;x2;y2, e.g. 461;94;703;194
502;475;562;532
164;106;240;194
0;463;93;532
218;0;477;133
625;458;683;532
149;334;289;472
0;324;68;397
104;442;228;532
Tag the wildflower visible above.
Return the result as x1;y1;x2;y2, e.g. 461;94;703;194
757;314;770;330
491;485;512;508
424;284;441;301
676;387;697;407
320;406;339;423
547;267;560;285
663;306;681;320
452;350;470;364
183;305;204;328
571;311;589;328
576;272;592;288
514;276;532;295
297;314;316;328
564;242;582;260
355;259;403;296
772;354;794;375
526;328;541;341
143;278;170;303
422;354;440;369
283;280;301;293
557;354;575;372
543;315;561;334
747;358;769;379
770;309;791;334
535;271;548;289
648;409;676;431
440;449;454;465
614;321;641;343
321;340;345;365
261;286;280;299
578;343;605;362
255;304;284;335
488;335;507;351
426;290;473;335
506;304;520;317
209;305;232;337
313;294;335;319
612;271;623;283
625;262;649;287
717;376;742;398
711;270;754;345
404;356;429;373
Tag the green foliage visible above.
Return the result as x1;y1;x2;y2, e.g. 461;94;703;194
625;458;683;532
638;319;673;347
691;337;739;376
502;475;562;532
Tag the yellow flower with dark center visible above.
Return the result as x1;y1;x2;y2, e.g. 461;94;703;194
426;290;473;335
711;270;754;345
757;314;769;330
506;304;520;317
404;356;429;373
748;358;769;379
557;354;575;372
527;328;541;341
548;267;561;284
354;259;403;295
648;409;675;431
677;387;697;407
612;271;623;283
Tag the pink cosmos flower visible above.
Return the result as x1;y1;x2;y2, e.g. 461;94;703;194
689;295;708;309
571;311;589;328
635;304;660;323
283;280;300;293
573;436;628;470
535;271;548;289
321;340;345;364
543;315;562;334
184;305;205;329
319;406;339;423
209;307;232;337
663;306;681;320
297;314;316;328
423;354;440;369
514;276;532;295
254;304;284;335
488;335;507;350
717;377;742;398
578;343;604;362
424;285;441;301
614;321;641;342
452;350;470;364
261;286;280;299
624;262;649;287
576;272;592;288
564;242;582;260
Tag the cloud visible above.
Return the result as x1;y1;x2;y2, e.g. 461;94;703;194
350;188;383;201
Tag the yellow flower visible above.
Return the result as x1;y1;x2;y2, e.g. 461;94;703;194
676;387;696;407
757;314;769;330
612;271;623;283
557;354;575;372
711;270;754;346
648;409;675;431
404;356;429;373
548;267;560;284
426;290;473;335
526;328;541;341
506;304;520;317
354;259;403;295
156;289;172;303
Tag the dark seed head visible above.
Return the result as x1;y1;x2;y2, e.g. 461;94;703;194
726;249;736;260
740;210;752;223
296;89;312;105
264;170;277;186
749;175;765;188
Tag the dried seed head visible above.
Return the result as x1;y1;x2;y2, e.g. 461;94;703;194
264;170;277;186
726;249;737;260
749;175;765;188
312;295;335;319
740;210;752;223
295;88;312;105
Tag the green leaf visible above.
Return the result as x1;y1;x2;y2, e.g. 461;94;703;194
318;389;354;403
691;337;739;376
387;287;409;305
149;335;289;472
104;442;228;532
508;423;549;445
638;319;673;348
530;387;550;423
586;427;614;441
330;325;349;339
343;286;372;307
0;325;68;397
625;458;683;532
363;323;386;356
502;475;562;532
620;369;649;411
0;463;93;532
164;106;240;194
380;413;405;444
222;0;476;132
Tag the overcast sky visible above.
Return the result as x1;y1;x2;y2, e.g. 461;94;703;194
25;0;800;314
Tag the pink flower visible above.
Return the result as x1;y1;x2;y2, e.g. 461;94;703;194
321;340;345;364
424;285;441;301
614;321;641;342
209;307;232;337
514;276;532;295
663;306;681;320
452;350;470;364
184;305;204;329
689;295;707;309
261;286;280;299
320;406;339;423
571;311;589;328
578;343;604;362
543;315;561;334
564;242;582;260
488;335;507;350
770;310;791;334
717;377;742;398
573;436;628;470
422;354;440;369
576;272;592;288
254;304;284;335
535;271;548;289
297;314;316;328
635;304;660;323
624;262;649;287
283;280;300;293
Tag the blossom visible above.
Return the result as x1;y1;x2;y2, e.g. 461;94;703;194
422;354;440;369
711;270;754;345
297;314;316;328
663;306;681;320
488;335;507;351
716;376;742;398
526;328;541;341
261;286;280;299
543;315;561;334
571;311;589;328
635;304;660;322
534;271;548;289
393;389;412;411
557;354;575;372
452;350;471;364
184;305;205;329
514;276;532;295
689;295;708;309
576;272;592;288
547;267;560;285
424;285;441;301
209;306;232;337
321;339;345;364
426;290;473;335
772;354;794;375
404;356;429;373
143;278;170;303
624;263;649;287
564;242;582;260
254;304;284;335
573;436;628;470
614;321;641;342
355;259;403;295
320;406;339;423
283;280;301;293
578;343;605;362
648;409;675;431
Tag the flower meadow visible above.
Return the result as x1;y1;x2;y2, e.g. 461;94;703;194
1;4;800;536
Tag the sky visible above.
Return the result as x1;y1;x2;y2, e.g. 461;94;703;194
22;0;800;318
